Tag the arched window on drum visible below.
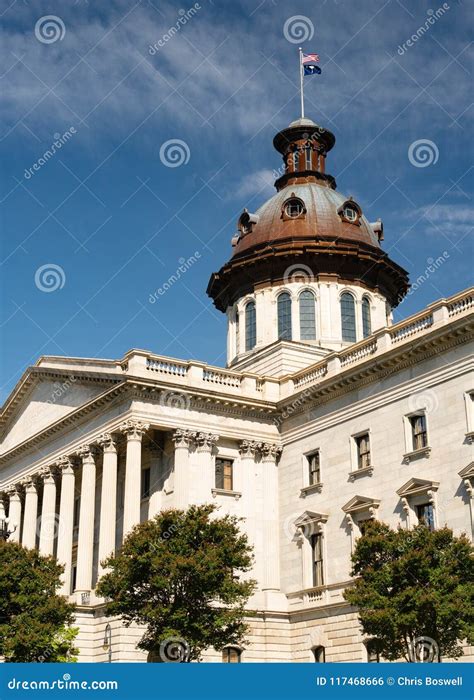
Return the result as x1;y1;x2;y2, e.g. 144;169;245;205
299;290;316;340
340;292;356;342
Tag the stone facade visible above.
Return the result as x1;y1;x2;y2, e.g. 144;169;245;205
0;288;473;662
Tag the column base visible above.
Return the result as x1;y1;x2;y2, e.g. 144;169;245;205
262;589;288;612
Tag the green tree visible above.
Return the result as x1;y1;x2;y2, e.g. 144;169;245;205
0;540;78;662
343;521;474;662
96;504;256;661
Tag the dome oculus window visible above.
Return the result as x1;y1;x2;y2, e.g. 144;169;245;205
282;196;305;220
338;198;362;225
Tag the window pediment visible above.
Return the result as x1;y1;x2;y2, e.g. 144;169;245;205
459;462;474;480
396;477;439;499
342;495;380;515
294;511;328;528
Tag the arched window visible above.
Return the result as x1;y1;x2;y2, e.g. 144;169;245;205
299;290;316;340
340;292;356;342
235;309;240;353
245;301;256;351
293;150;299;172
222;647;242;663
277;292;292;340
362;296;371;338
313;646;326;663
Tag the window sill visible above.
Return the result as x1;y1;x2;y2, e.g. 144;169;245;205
300;482;323;497
211;488;242;500
403;446;431;463
348;466;374;481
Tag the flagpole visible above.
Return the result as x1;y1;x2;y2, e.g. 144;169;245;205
299;47;304;119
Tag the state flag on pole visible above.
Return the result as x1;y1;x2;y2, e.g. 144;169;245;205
302;53;320;64
304;65;322;76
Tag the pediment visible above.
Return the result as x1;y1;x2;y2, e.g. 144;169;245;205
342;495;381;514
0;367;120;454
396;477;439;498
459;462;474;480
294;510;328;527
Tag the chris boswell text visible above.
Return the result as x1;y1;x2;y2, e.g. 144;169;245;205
316;676;463;687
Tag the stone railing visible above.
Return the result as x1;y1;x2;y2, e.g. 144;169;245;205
287;580;351;610
289;286;473;393
340;339;377;367
122;287;473;403
389;313;433;343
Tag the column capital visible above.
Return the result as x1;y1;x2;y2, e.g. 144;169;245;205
239;440;262;459
260;443;282;463
195;432;219;453
77;445;96;462
39;466;57;483
172;428;196;449
97;432;118;453
5;484;22;499
57;456;75;474
120;419;150;441
20;475;39;492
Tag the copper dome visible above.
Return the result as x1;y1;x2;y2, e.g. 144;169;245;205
207;118;409;312
231;182;381;259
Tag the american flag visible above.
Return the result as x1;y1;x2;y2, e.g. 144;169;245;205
302;53;320;64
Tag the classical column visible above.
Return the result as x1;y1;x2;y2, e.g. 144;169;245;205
239;440;261;586
22;477;39;549
76;446;97;597
261;443;282;592
56;457;75;596
6;486;22;543
97;433;118;576
196;432;218;501
39;468;57;556
121;420;149;536
172;429;195;509
148;443;162;518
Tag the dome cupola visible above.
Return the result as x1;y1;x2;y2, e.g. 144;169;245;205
207;117;409;375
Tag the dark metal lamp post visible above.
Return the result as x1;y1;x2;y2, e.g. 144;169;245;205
0;518;15;542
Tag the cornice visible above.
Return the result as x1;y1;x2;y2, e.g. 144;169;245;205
281;340;473;445
278;319;473;426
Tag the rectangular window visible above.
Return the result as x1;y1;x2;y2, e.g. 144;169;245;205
416;503;435;530
311;533;324;587
141;467;151;499
215;458;233;491
356;433;371;469
305;145;312;170
307;451;320;485
410;414;428;450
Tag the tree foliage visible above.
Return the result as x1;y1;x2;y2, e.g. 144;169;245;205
96;504;256;661
343;521;474;661
0;540;78;662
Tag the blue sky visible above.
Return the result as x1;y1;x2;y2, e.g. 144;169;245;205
0;0;472;402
